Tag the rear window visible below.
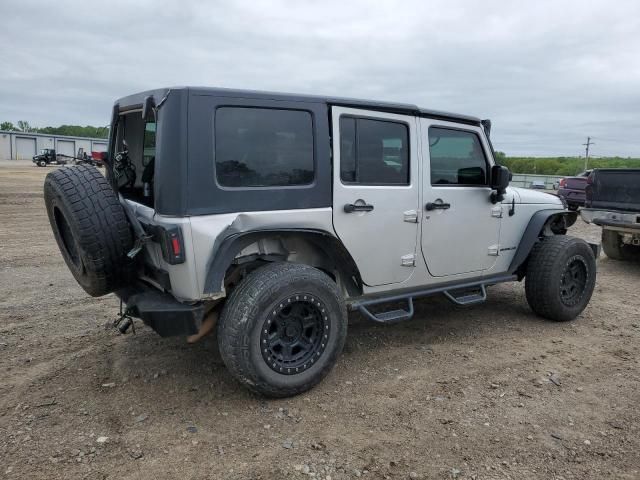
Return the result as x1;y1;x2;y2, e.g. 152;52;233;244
215;107;314;187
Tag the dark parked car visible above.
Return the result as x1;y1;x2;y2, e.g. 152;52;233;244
558;170;591;210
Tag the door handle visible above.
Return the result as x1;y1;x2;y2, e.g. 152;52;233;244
344;203;374;213
425;201;451;211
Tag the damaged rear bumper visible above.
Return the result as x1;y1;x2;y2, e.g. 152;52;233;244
116;283;205;337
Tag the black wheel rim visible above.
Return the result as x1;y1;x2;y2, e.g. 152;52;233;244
261;295;330;375
559;255;588;306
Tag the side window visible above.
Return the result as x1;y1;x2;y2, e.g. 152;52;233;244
340;117;409;185
143;121;156;166
215;107;314;187
428;127;488;186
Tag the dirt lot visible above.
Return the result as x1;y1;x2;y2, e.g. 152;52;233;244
1;163;639;480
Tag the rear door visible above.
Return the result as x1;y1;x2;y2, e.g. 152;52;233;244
420;121;501;277
332;107;419;287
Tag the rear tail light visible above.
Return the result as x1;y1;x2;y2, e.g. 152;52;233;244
559;178;566;188
585;173;594;206
159;226;185;265
171;236;181;256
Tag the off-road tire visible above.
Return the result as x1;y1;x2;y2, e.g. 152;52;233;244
44;165;134;297
218;262;347;397
601;229;640;261
38;160;46;167
525;235;596;322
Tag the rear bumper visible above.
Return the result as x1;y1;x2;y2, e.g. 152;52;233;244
116;283;205;337
581;208;640;231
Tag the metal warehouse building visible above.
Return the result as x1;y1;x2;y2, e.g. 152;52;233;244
0;130;108;160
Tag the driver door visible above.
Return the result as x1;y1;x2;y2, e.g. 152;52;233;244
420;121;501;277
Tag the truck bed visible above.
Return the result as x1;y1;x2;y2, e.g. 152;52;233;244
586;169;640;212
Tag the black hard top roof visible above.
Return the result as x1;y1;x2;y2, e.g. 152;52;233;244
115;86;482;126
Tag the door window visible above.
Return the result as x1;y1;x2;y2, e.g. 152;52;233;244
429;127;488;186
340;117;409;185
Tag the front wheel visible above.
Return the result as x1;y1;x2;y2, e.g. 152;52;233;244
525;235;596;322
217;262;347;397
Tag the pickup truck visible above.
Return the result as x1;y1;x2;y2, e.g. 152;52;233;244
581;169;640;260
557;170;591;211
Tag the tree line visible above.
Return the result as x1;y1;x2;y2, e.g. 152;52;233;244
494;151;640;176
1;121;109;139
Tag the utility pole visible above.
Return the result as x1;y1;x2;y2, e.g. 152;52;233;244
583;137;594;171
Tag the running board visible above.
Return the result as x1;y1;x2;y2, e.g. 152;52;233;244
443;285;487;306
352;274;516;324
356;298;414;324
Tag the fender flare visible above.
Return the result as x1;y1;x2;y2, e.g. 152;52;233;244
203;228;362;296
508;209;575;275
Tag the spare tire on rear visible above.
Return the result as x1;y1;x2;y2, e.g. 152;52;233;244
44;165;134;297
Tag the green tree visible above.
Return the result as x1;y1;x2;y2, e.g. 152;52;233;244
16;120;33;132
0;121;17;131
37;125;109;139
493;150;507;165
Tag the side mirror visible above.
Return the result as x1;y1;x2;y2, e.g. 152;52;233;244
490;165;510;203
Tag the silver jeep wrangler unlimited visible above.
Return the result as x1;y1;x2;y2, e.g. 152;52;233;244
44;87;597;397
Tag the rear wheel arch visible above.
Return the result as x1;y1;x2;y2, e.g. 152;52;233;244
203;229;363;298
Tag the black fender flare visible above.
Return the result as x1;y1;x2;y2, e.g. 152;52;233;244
203;228;362;296
508;209;576;275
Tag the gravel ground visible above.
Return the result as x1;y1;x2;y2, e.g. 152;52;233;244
1;164;639;480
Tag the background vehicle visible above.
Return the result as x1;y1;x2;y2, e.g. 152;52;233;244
529;180;546;189
581;168;640;261
557;170;591;210
32;148;67;167
43;87;597;397
75;148;105;167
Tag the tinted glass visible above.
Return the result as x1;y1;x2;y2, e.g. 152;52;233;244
143;121;156;166
340;117;409;185
215;107;314;187
429;127;487;185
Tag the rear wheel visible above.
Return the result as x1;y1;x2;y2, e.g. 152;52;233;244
525;235;596;322
217;262;347;397
601;229;640;261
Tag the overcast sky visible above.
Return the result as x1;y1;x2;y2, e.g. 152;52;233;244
1;0;639;157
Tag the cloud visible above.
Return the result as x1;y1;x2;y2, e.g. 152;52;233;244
1;0;639;156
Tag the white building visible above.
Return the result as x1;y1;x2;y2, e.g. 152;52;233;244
0;130;108;160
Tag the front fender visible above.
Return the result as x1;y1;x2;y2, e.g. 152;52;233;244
508;209;576;275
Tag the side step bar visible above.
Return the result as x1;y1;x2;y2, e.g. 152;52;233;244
443;284;487;306
351;274;517;324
